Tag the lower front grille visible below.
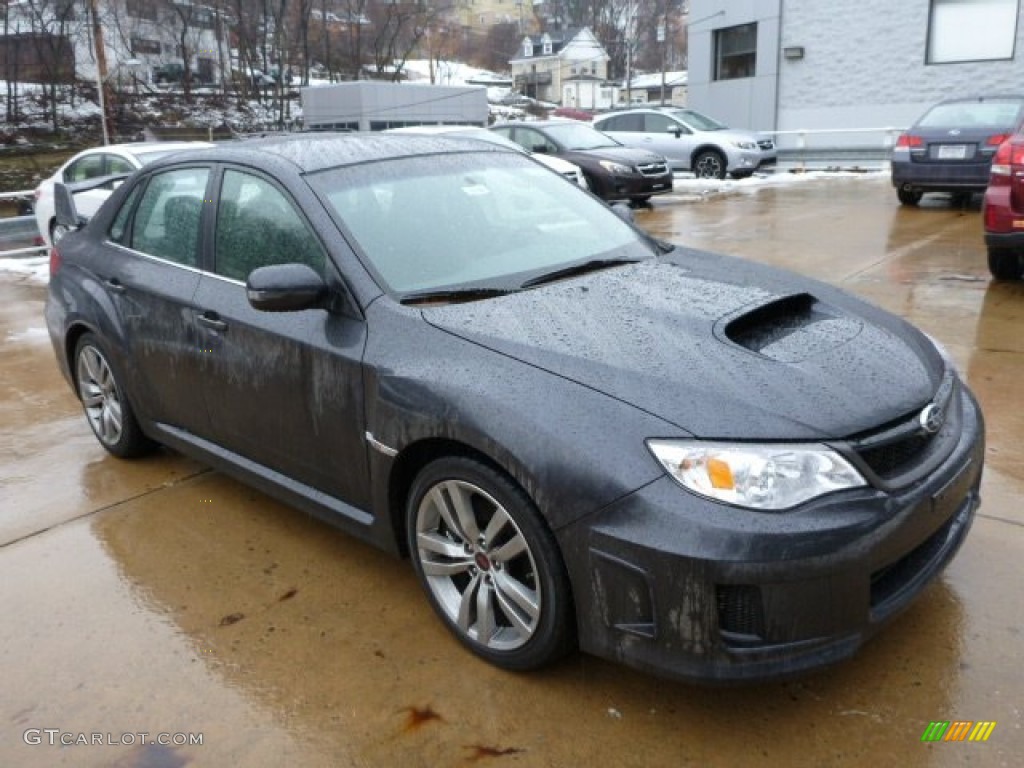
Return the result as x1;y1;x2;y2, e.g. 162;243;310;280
716;584;765;640
870;514;954;609
859;432;933;477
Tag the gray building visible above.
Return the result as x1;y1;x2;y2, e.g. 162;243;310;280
301;82;489;132
688;0;1024;150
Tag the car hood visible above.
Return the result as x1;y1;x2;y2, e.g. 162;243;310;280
566;146;666;166
422;252;941;440
707;128;772;145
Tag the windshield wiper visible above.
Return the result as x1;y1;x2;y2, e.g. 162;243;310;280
519;257;641;289
400;286;515;306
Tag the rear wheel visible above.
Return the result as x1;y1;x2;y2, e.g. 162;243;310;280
897;187;923;206
74;333;156;457
988;248;1024;280
406;456;575;671
693;150;727;180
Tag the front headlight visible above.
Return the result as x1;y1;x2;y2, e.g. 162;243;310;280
647;439;866;511
599;160;633;175
731;140;757;150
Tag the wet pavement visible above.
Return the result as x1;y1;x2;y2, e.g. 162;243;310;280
1;175;1021;767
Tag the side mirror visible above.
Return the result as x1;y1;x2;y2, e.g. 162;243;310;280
532;144;550;154
54;183;85;230
246;263;326;312
611;202;635;223
667;126;683;138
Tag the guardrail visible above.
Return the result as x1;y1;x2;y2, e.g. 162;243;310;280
0;190;47;258
766;126;907;169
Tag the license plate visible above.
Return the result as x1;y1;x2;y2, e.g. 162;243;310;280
937;144;967;160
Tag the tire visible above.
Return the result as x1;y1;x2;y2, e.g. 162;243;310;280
406;456;575;671
988;248;1024;280
950;191;973;208
73;333;157;458
629;195;651;206
693;150;727;180
897;187;923;206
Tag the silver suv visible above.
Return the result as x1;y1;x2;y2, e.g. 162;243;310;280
593;107;776;179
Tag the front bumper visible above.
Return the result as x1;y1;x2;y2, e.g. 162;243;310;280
557;388;984;683
603;172;674;201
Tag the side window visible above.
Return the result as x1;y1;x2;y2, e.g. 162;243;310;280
107;156;136;175
108;182;144;244
130;167;210;267
215;170;325;282
516;128;556;154
646;114;683;133
64;154;105;182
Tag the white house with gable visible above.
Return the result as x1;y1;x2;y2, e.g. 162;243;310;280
509;27;617;107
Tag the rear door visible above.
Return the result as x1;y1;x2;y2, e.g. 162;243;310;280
101;165;213;436
191;166;371;508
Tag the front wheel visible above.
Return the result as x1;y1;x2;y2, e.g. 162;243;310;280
988;248;1024;280
693;150;727;179
406;457;575;671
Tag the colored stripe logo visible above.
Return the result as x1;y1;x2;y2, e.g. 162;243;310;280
921;721;996;742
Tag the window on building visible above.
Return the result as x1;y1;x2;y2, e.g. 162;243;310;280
714;23;757;80
928;0;1018;63
542;35;552;55
523;39;533;57
126;0;159;22
131;38;161;56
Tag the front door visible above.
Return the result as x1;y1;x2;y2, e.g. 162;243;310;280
192;167;371;509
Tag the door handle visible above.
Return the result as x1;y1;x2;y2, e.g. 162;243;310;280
197;312;228;332
104;277;126;294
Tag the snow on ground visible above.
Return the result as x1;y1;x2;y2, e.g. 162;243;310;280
668;167;888;201
0;255;49;285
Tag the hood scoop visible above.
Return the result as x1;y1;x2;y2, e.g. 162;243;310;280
721;293;863;363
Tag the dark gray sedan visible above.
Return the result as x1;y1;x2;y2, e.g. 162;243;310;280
892;94;1024;205
46;134;983;682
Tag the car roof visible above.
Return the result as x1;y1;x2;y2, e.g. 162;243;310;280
157;132;514;173
934;94;1024;104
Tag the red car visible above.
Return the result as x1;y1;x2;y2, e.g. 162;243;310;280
983;135;1024;279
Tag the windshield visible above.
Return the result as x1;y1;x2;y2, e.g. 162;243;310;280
918;100;1024;129
310;152;653;295
543;123;622;150
671;109;727;132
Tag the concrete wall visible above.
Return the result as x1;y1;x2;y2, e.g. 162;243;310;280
777;0;1024;136
689;0;1024;151
687;0;781;131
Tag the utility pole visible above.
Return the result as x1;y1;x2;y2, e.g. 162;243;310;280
625;0;634;105
88;0;111;144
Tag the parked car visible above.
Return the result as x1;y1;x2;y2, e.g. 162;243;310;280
46;134;983;683
34;142;213;246
492;120;672;203
386;125;588;188
892;95;1024;206
592;106;777;179
982;134;1024;279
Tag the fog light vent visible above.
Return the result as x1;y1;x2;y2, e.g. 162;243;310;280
715;584;765;640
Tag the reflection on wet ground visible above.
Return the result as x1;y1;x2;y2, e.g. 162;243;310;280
2;176;1021;766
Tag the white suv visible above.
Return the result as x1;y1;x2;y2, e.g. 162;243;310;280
593;107;776;179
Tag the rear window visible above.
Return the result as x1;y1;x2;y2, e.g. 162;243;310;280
918;100;1024;129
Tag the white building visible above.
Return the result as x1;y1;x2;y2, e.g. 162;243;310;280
1;0;227;86
687;0;1024;150
509;27;611;104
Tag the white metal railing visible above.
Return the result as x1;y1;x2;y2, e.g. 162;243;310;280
0;189;47;258
766;126;907;155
